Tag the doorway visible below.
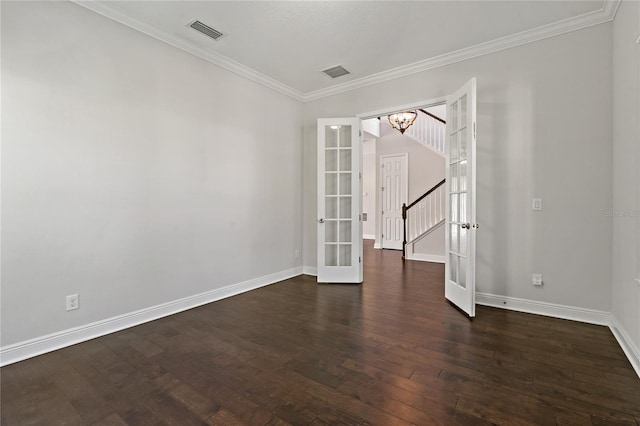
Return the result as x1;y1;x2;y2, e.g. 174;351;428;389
360;103;447;261
317;78;477;317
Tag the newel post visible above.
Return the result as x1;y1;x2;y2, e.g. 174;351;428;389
402;203;407;261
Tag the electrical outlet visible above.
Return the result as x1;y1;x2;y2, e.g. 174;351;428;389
532;198;543;211
66;294;79;311
532;274;543;286
294;249;300;259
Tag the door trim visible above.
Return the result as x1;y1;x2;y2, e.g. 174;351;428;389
357;97;448;121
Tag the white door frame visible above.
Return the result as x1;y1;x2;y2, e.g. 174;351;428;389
378;153;408;250
357;96;448;253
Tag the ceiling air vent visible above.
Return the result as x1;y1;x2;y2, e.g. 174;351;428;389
189;20;224;41
322;65;350;79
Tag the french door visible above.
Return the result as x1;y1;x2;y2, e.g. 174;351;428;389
317;118;363;283
445;78;477;317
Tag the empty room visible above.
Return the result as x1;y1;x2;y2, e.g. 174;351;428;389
1;1;639;424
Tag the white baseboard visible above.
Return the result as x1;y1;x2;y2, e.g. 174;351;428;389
0;267;303;367
609;315;640;378
302;266;317;276
373;243;381;249
475;292;611;325
363;234;376;240
4;274;637;379
476;292;639;378
405;254;445;263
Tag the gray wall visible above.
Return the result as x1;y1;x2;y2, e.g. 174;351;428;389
303;23;613;312
376;127;445;207
3;0;634;363
1;1;304;347
612;0;640;359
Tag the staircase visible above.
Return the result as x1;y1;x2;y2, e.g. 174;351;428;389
403;109;446;157
380;108;447;260
402;179;446;260
400;109;447;260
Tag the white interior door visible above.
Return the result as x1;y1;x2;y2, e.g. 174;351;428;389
317;118;363;283
380;154;408;250
445;78;477;317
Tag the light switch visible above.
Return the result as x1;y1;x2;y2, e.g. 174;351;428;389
532;198;543;211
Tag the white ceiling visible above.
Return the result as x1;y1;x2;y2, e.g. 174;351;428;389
77;1;616;101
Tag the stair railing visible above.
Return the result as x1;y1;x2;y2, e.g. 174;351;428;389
402;179;446;260
402;109;446;155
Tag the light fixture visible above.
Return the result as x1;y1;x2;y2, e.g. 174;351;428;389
388;111;417;134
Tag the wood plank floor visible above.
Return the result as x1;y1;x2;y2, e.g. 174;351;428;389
2;242;639;425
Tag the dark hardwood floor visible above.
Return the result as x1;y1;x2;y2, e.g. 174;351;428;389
2;242;639;425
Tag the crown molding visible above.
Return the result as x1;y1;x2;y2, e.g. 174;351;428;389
72;0;619;104
605;0;623;20
71;0;306;102
303;0;621;102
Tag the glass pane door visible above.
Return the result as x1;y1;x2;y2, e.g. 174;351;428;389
449;95;469;290
317;119;362;283
445;78;477;317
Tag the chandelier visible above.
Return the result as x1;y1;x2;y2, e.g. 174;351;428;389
388;111;417;134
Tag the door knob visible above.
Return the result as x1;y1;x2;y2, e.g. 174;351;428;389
318;218;325;224
461;223;470;229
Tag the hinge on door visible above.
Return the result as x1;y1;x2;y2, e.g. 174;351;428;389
359;256;361;263
473;122;476;140
381;186;384;192
359;214;362;221
359;130;362;137
359;172;362;179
